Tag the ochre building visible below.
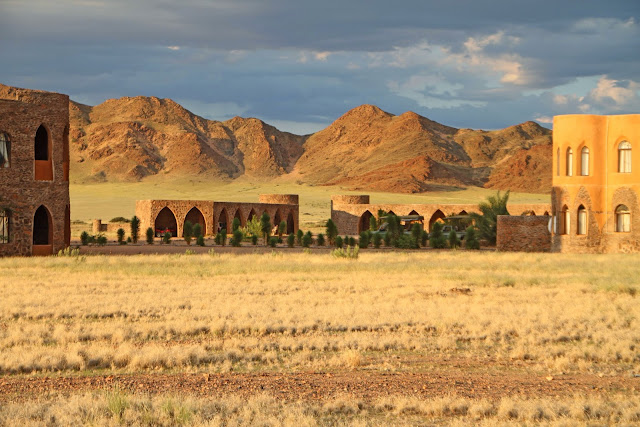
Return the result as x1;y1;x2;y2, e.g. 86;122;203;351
135;194;299;237
551;114;640;253
0;84;70;256
331;195;551;235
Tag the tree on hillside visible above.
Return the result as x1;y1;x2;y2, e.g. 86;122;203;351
469;191;510;245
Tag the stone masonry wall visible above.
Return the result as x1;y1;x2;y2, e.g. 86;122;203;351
496;215;551;252
0;86;70;256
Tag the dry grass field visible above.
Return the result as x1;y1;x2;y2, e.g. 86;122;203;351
0;250;639;424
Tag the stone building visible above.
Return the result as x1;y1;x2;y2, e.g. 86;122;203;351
551;114;640;253
0;85;70;256
135;194;299;238
331;195;551;235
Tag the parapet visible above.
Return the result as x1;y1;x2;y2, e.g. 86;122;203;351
331;195;370;205
258;194;299;205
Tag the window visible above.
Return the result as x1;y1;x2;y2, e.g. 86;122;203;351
580;147;589;176
561;205;570;234
577;206;587;235
618;141;631;173
615;204;630;232
566;148;573;176
0;209;8;243
0;133;9;168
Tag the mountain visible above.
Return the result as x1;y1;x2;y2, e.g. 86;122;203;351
67;95;551;192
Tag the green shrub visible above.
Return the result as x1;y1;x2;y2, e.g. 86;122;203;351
117;228;125;244
421;230;429;247
359;231;370;248
214;233;221;245
383;233;391;247
278;221;286;237
287;233;295;248
395;234;418;249
302;231;313;248
469;190;510;245
411;223;423;247
349;236;356;247
331;245;359;259
96;235;107;246
242;216;262;239
269;237;278;247
464;226;480;250
109;217;130;223
80;231;90;246
369;216;378;231
196;235;205;246
448;229;460;249
162;231;172;244
372;233;382;248
251;234;258;245
146;227;154;244
183;220;193;245
325;219;338;245
260;212;271;246
57;247;80;257
296;229;304;245
231;229;242;247
429;222;447;249
130;216;140;243
193;223;202;239
335;236;343;249
316;233;325;246
232;217;241;233
126;236;132;243
220;229;227;246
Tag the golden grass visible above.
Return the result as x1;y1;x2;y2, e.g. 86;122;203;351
1;391;639;426
0;251;638;376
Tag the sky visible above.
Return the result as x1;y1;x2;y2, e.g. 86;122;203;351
0;0;639;134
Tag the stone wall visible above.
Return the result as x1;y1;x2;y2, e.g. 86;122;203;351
92;220;130;234
496;215;551;252
0;85;70;256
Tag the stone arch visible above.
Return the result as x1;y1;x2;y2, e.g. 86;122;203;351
387;210;396;217
33;205;53;247
560;205;570;235
359;210;374;233
611;187;639;234
34;124;52;181
286;211;295;234
408;210;420;216
184;207;206;236
218;208;229;232
577;204;587;235
543;211;549;216
273;209;283;234
64;205;71;247
247;208;257;223
233;208;243;227
429;209;446;232
458;210;468;216
154;207;178;237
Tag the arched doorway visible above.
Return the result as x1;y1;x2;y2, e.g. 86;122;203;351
429;209;446;232
184;207;206;236
359;210;374;233
247;208;257;224
458;210;468;215
273;209;282;235
286;211;295;234
33;205;53;255
64;205;71;247
409;210;420;216
233;208;243;227
218;208;228;233
154;207;177;237
34;124;52;181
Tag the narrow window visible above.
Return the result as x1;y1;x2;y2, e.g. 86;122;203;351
580;147;589;176
618;141;632;173
566;148;573;177
561;205;570;234
577;205;587;235
35;125;49;161
0;133;9;168
556;148;560;176
0;209;8;243
615;204;631;232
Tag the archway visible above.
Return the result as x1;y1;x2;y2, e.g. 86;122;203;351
543;211;550;216
359;210;374;233
286;211;295;234
429;209;446;232
273;209;282;235
154;207;177;237
33;205;53;255
408;210;420;216
247;208;257;224
64;205;71;247
458;210;468;216
218;208;229;232
184;207;206;236
232;208;242;227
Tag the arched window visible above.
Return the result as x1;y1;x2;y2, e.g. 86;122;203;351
561;205;570;235
580;147;589;176
34;125;52;181
577;205;587;235
0;133;9;168
0;209;9;243
618;141;631;173
556;148;560;176
566;148;573;176
615;204;630;232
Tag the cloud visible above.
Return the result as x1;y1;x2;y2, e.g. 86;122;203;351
588;76;639;108
167;46;180;51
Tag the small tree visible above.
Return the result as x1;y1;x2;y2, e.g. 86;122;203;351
448;229;460;249
183;220;194;245
335;236;344;249
369;216;378;232
269;236;278;247
421;230;429;247
372;233;382;248
325;219;338;245
231;229;242;247
251;234;258;245
146;227;154;244
383;233;391;247
316;233;325;246
464;226;480;250
385;214;402;245
469;190;510;245
377;210;388;228
429;222;447;249
193;223;202;239
196;235;205;246
359;231;370;248
162;231;172;244
411;223;422;247
260;212;271;246
232;217;241;233
296;229;304;245
80;231;90;246
278;221;286;237
130;216;140;243
287;233;295;248
117;228;125;244
302;231;313;248
220;228;227;246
